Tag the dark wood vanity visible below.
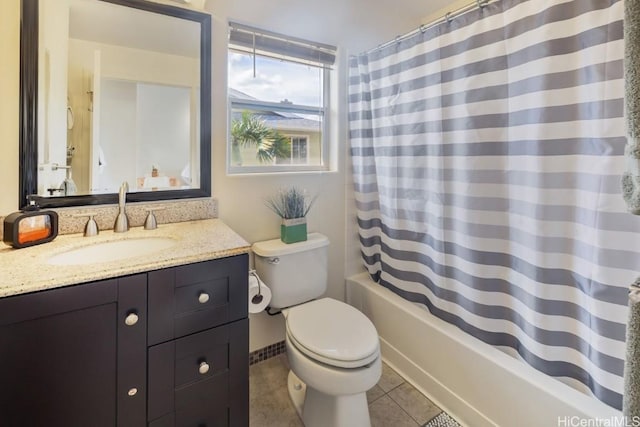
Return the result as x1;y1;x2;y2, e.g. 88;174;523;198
0;253;249;427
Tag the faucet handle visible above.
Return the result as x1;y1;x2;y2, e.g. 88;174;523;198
144;207;166;230
73;212;99;237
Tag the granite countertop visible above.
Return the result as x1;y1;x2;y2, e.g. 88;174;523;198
0;219;250;298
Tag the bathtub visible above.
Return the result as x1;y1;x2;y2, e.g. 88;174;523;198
346;272;622;427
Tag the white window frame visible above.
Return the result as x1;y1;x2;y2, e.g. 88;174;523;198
281;134;310;165
227;25;333;175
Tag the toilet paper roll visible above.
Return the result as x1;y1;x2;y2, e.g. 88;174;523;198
248;273;272;314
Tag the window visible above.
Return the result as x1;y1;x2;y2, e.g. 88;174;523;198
275;136;309;165
290;136;308;165
227;22;336;173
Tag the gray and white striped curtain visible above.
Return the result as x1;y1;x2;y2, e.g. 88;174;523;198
349;0;640;409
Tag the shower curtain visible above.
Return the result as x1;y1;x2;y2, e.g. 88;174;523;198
349;0;640;409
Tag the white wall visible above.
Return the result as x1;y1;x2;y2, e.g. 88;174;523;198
209;11;352;350
38;0;70;195
0;0;20;215
208;0;457;350
422;0;473;23
67;37;200;193
99;79;137;191
205;0;451;351
69;38;200;88
0;0;438;353
136;83;191;183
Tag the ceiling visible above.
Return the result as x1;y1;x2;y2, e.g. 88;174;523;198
66;0;466;57
68;0;200;57
206;0;463;53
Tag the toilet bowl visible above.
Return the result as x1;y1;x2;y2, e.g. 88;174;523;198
252;234;381;426
283;298;381;427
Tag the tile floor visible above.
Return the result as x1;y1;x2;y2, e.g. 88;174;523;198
249;354;461;427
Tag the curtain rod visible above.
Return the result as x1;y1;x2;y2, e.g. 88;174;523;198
368;0;494;53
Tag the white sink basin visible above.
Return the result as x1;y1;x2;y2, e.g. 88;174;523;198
47;237;177;266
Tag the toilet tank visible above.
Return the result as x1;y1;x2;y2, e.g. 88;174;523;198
252;233;329;309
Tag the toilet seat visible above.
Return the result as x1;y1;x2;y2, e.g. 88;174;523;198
286;298;380;369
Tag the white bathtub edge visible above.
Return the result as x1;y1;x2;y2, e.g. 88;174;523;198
346;272;622;427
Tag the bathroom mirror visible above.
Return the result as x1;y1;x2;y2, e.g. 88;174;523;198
19;0;211;208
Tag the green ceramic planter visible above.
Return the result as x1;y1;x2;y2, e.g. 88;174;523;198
281;218;307;244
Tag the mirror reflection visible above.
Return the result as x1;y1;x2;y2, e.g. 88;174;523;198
37;0;201;197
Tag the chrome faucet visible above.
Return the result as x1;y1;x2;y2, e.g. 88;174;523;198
113;181;129;233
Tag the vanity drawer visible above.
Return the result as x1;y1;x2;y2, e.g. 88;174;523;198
174;323;230;388
148;375;229;427
148;254;248;345
147;318;248;425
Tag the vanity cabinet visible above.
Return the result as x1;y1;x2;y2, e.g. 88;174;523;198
0;253;249;427
0;274;147;427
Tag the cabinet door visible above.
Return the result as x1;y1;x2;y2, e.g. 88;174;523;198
0;280;118;427
0;274;148;427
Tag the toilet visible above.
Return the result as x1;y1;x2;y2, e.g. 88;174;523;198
252;233;381;427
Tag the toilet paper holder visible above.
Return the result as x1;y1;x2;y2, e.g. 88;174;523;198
248;270;273;314
249;270;263;304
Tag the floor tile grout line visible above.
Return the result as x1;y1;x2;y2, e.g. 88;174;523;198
375;383;423;427
383;376;445;427
368;394;384;405
381;378;406;394
398;402;421;427
369;392;420;427
385;388;440;427
368;382;398;406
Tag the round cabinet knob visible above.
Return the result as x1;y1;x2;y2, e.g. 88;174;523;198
199;361;210;375
198;292;210;304
127;388;138;397
124;312;139;326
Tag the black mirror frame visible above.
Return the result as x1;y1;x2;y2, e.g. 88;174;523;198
19;0;211;208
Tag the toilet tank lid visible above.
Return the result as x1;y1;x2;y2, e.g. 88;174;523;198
252;232;329;257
